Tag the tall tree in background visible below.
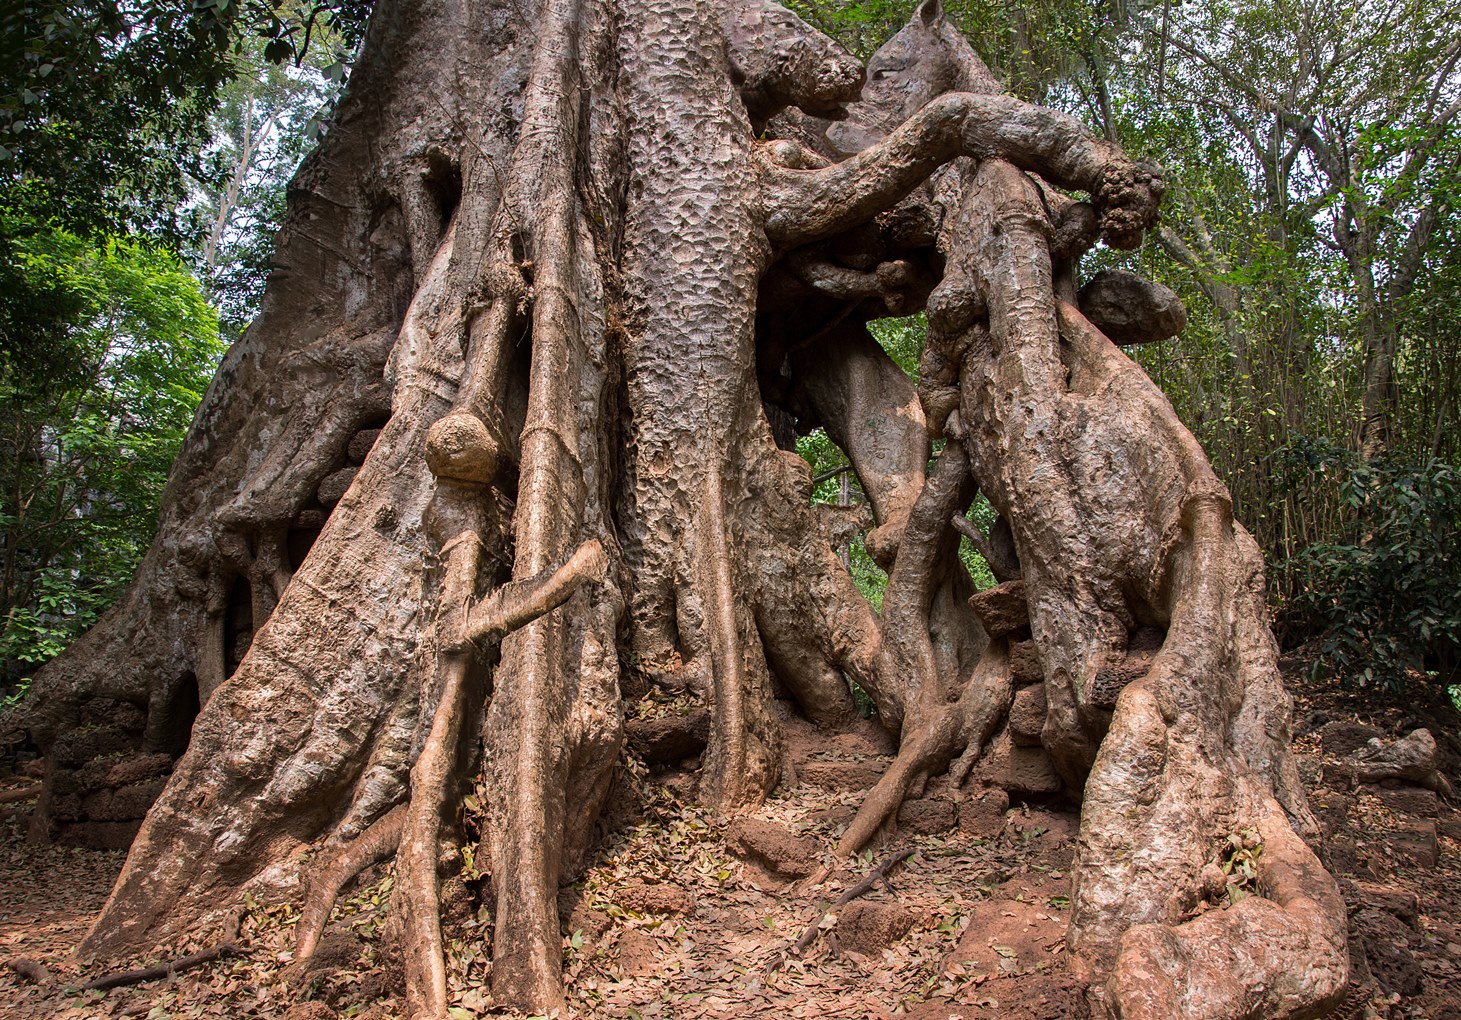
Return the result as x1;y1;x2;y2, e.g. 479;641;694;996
15;2;1348;1018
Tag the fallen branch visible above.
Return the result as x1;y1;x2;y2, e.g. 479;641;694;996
0;784;42;804
771;848;916;969
79;944;242;992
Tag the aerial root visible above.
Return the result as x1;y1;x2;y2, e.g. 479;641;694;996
400;538;609;1020
838;644;1012;856
294;804;407;964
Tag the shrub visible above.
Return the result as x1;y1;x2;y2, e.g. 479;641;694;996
1279;438;1460;690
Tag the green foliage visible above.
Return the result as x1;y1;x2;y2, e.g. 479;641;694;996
0;222;224;682
1278;439;1461;691
0;1;371;238
797;314;995;608
192;31;350;339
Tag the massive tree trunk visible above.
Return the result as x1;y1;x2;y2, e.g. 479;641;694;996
13;0;1347;1016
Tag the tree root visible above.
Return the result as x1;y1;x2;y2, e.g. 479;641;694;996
0;784;41;804
402;537;608;1020
295;804;406;964
5;957;52;985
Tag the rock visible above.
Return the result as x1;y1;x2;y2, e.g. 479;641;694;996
615;930;659;977
79;698;147;732
1440;816;1461;841
1322;759;1357;790
897;798;957;835
282;1003;337;1020
1352;882;1420;928
1009;640;1043;684
103;753;174;788
1320;721;1385;756
1390;818;1439;868
968;580;1028;639
102;781;167;821
346;427;382;464
1310;791;1352;836
728;818;820;879
316;466;359;508
946;898;1064;975
798;760;886;791
81;789;112;819
977;731;1061;797
1008;684;1047;746
1354;728;1442;788
560;897;612;944
1360;783;1438;817
295;508;327;529
836;900;915;955
625;710;710;763
304;931;363;975
959;787;1010;838
1078;269;1187;345
1355;907;1424;997
51;726;136;768
55;819;142;850
617;882;692;916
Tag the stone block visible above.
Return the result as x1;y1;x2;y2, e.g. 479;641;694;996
1321;722;1385;756
625;710;709;763
959;788;1010;838
1353;881;1420;928
837;901;914;955
1391;818;1439;869
798;760;885;792
967;581;1028;639
977;731;1061;797
1361;784;1438;818
316;466;359;508
728;818;820;879
1008;640;1043;684
1008;684;1047;746
347;428;382;464
897;798;956;835
57;820;142;850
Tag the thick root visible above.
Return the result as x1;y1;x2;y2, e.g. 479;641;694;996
295;804;406;964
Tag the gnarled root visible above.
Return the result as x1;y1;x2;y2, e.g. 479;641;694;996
295;804;406;965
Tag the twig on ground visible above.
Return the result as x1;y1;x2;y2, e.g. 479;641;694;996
79;944;243;992
768;848;916;971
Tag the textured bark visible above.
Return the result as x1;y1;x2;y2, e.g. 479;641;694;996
12;1;1345;1017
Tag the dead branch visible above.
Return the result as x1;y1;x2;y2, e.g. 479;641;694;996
0;784;42;804
79;944;242;992
775;849;915;966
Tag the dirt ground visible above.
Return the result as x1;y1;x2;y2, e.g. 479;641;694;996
1;667;1458;1020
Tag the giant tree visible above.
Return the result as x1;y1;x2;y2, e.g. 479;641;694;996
14;1;1348;1017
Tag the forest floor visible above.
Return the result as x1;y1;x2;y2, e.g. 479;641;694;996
1;664;1459;1020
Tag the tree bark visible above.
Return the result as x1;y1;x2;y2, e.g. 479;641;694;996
12;1;1345;1017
